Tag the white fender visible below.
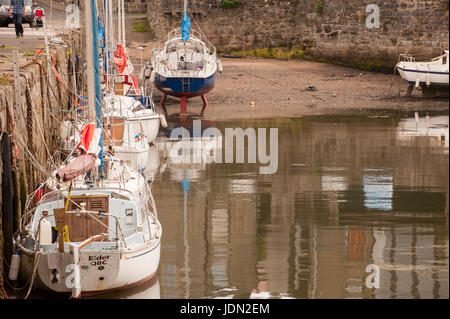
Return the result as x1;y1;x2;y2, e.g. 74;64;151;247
160;114;168;128
217;59;223;73
8;251;21;281
39;217;52;245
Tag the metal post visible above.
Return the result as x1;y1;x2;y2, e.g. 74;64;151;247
183;0;188;18
43;16;51;82
121;0;125;48
12;50;21;112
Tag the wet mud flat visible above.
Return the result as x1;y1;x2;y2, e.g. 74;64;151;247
148;57;449;120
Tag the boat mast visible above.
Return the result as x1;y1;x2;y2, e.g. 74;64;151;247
85;0;104;172
183;0;188;19
85;0;96;123
121;0;126;48
183;0;188;54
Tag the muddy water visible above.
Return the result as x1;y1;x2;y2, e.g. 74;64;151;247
140;113;448;299
14;113;449;299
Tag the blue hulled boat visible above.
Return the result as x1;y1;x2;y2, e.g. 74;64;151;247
150;1;222;115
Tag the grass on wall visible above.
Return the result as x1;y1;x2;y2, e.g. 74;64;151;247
314;0;323;14
231;46;305;60
133;18;152;32
219;0;242;9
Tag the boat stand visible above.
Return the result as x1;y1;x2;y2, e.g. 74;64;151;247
406;84;414;96
200;94;208;116
160;94;209;116
160;94;169;116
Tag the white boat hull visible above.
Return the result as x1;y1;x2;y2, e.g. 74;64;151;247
19;239;161;296
397;65;449;86
136;115;161;144
396;51;449;87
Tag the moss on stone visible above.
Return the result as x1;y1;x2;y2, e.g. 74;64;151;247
219;0;242;9
0;74;12;86
314;0;324;14
133;19;152;33
232;45;305;60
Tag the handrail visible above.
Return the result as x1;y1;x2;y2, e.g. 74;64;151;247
162;28;216;57
65;210;128;248
33;211;127;250
398;52;448;63
39;186;135;202
78;234;109;250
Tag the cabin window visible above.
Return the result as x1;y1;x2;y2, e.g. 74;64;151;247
125;209;134;225
443;56;447;65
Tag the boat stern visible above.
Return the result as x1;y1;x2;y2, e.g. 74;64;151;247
30;246;122;296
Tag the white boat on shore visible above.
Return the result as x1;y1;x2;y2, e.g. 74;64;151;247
396;50;449;87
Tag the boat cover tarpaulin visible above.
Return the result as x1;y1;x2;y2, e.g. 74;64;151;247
55;153;96;182
181;13;191;42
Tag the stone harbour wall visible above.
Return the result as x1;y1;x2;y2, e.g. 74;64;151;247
146;0;449;71
124;0;147;13
0;36;81;298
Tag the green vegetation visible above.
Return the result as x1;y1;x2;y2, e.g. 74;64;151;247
132;19;151;32
0;74;12;85
219;0;242;9
232;45;305;60
23;50;34;57
314;0;323;14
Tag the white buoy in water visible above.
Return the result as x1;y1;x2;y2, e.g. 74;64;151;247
160;114;168;128
415;77;420;88
8;251;21;281
39;217;52;245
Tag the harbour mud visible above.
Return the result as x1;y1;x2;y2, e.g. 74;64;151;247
146;57;449;120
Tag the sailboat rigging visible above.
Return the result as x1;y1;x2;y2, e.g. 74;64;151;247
13;0;162;298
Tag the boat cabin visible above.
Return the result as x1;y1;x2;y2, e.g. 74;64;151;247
31;190;143;246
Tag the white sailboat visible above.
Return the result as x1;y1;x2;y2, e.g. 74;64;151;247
396;50;449;87
101;0;166;172
13;0;162;298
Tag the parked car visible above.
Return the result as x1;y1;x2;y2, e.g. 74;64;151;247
0;0;34;28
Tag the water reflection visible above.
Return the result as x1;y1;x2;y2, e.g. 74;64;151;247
86;276;161;299
150;114;448;299
22;114;446;299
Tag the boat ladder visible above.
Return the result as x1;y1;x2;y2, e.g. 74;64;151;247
182;78;190;92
